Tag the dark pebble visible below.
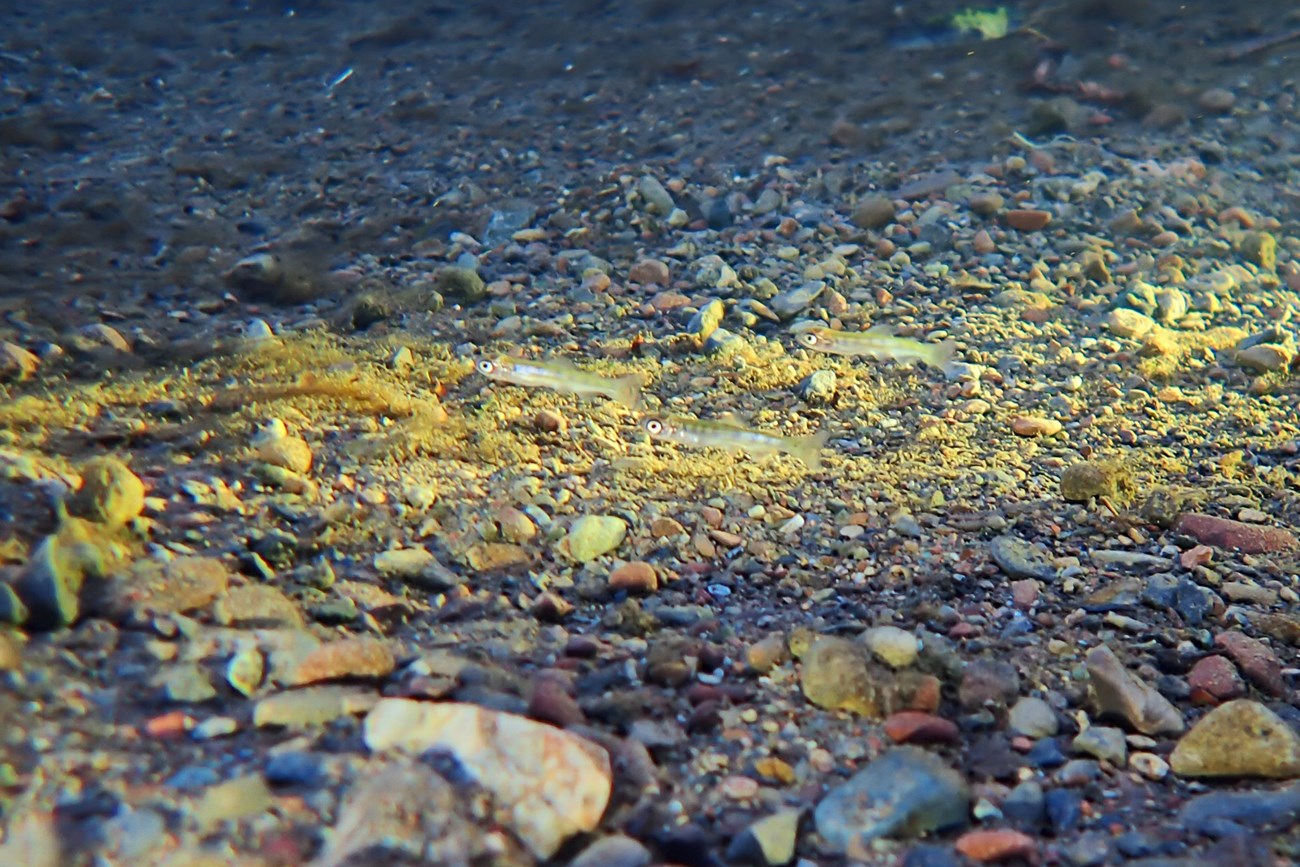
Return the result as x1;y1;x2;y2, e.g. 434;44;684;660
1045;788;1083;834
901;843;962;867
1002;780;1045;829
264;751;324;787
1179;784;1300;829
166;765;219;791
1027;738;1066;769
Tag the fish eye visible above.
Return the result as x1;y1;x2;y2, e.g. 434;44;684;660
644;418;664;435
476;359;495;375
797;332;819;346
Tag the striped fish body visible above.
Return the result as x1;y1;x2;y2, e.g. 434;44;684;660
796;325;956;373
643;415;828;470
477;356;641;407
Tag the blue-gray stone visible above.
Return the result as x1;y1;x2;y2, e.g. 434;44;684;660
1179;784;1300;829
814;747;970;852
901;843;962;867
166;766;219;791
1141;574;1214;625
1045;787;1083;833
264;751;324;787
1027;738;1066;769
989;535;1056;581
1002;780;1045;829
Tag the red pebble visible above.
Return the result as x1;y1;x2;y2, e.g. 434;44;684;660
883;711;960;744
1215;631;1286;696
1175;513;1297;554
955;828;1038;862
1186;655;1247;704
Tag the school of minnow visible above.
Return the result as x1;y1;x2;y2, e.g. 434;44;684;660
474;323;959;471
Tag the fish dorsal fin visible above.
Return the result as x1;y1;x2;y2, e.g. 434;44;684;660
540;356;579;371
864;323;894;335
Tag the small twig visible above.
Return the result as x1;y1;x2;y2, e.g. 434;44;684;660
1224;28;1300;61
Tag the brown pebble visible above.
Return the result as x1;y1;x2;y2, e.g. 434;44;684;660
532;591;573;622
1010;416;1062;437
1187;655;1246;705
528;675;585;727
851;194;896;230
1005;209;1052;231
534;408;567;433
1175;513;1297;554
972;229;996;255
257;436;312;474
1217;206;1255;228
955;828;1037;863
883;711;960;744
1215;631;1285;696
608;560;658;594
700;506;724;528
628;259;670;285
1198;87;1236;114
650;516;685;537
1150;230;1179;247
0;631;20;671
1011;579;1040;609
283;637;395;686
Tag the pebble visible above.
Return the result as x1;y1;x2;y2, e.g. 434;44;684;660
1002;208;1051;235
1085;644;1185;735
958;659;1020;711
253;686;377;728
1008;697;1059;738
1214;631;1285;695
608;560;658;594
1103;308;1156;339
374;546;435;577
954;828;1037;863
989;535;1056;581
1198;87;1236;113
628;258;670;285
770;281;825;320
1059;461;1122;502
264;751;326;787
1179;783;1300;828
798;369;837;404
160;663;217;703
863;625;919;668
106;555;230;620
69;457;145;527
436;266;486;302
226;646;265;697
560;515;627;563
637;175;676;215
569;835;653;867
1170;700;1300;778
281;637;395;686
0;341;40;380
1129;751;1169;780
1071;725;1127;764
364;699;612;858
1010;416;1061;437
1186;655;1246;704
1174;512;1297;554
213;584;303;628
688;299;725;340
1002;780;1045;829
884;711;960;745
194;774;273;829
255;435;313;474
814;747;970;852
191;716;239;740
851;194;896;229
726;808;801;866
17;518;124;629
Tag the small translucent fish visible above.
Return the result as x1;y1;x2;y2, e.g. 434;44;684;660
795;325;957;373
476;356;641;407
643;415;828;470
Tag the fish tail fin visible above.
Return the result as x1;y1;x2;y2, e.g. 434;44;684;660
787;429;831;471
610;374;643;408
932;340;960;378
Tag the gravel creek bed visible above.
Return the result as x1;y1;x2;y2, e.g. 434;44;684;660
3;0;1300;865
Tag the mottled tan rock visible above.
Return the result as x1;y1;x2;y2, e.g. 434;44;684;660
364;699;612;858
282;637;395;686
1086;644;1185;735
255;435;313;474
1171;700;1300;778
105;555;230;620
253;686;377;728
608;560;658;594
214;584;303;628
0;342;40;381
1010;416;1062;437
69;457;145;527
464;542;531;572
